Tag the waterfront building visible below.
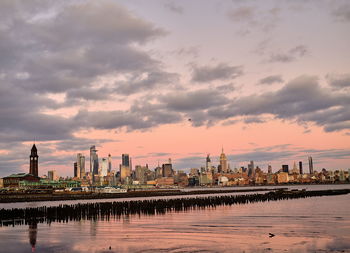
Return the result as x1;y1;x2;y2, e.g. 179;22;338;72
156;177;174;186
308;156;314;174
299;161;303;174
90;146;99;177
29;144;39;177
2;173;40;187
190;168;199;177
282;164;289;174
219;148;228;173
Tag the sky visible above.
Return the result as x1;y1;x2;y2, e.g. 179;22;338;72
0;0;350;177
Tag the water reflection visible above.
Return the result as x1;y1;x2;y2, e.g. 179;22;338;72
0;193;349;253
28;222;37;252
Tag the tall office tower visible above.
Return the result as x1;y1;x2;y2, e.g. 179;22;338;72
248;160;254;177
135;165;147;184
282;164;289;173
77;153;85;178
48;170;57;181
108;154;112;173
299;161;303;174
162;161;173;177
90;146;99;176
206;154;211;172
29;144;39;177
268;164;272;174
292;161;299;174
74;162;78;177
122;154;130;167
101;158;108;176
308;156;314;174
76;153;85;179
219;148;228;173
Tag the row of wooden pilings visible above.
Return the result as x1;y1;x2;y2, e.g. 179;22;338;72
1;189;349;227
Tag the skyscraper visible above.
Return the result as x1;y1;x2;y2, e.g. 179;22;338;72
90;146;99;176
29;144;39;177
108;154;112;173
308;156;314;174
205;154;211;172
282;164;289;173
299;161;303;174
162;158;173;177
74;162;78;177
219;148;228;173
248;161;254;177
292;161;299;174
268;164;272;174
122;154;130;167
101;158;108;176
77;153;85;179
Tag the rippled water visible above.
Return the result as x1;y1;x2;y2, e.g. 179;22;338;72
0;185;349;253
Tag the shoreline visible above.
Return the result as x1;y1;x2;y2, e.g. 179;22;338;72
0;188;283;203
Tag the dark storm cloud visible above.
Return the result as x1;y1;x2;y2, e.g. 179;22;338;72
326;73;350;89
259;75;284;85
268;45;308;63
191;63;243;83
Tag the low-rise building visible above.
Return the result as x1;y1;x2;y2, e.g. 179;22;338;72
156;177;174;186
277;172;289;184
2;173;40;187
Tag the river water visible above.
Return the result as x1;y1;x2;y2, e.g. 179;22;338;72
0;185;349;253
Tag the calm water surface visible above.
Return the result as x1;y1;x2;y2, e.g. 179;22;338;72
0;185;349;253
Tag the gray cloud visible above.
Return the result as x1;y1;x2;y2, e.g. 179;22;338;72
243;116;266;124
208;75;350;132
326;73;350;89
227;6;255;22
259;75;284;85
113;71;179;96
191;63;243;82
332;4;350;22
160;89;229;112
164;2;184;14
269;45;308;63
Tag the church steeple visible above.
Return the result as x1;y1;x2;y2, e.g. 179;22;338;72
30;144;39;177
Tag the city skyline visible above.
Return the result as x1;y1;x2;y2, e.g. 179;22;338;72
0;0;350;178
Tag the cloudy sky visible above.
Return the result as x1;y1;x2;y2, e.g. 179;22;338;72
1;0;350;177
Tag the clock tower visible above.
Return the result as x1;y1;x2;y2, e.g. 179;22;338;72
29;144;39;177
